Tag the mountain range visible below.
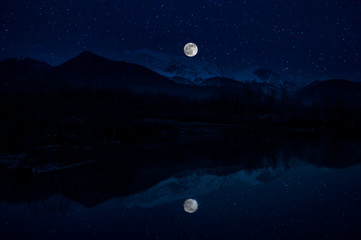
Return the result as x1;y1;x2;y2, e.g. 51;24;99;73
0;51;272;98
1;51;361;106
118;49;291;89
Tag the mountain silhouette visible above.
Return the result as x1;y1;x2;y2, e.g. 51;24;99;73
0;51;263;98
0;57;51;84
2;52;361;102
44;51;185;92
294;79;361;106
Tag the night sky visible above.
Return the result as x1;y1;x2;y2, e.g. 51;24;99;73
1;0;360;81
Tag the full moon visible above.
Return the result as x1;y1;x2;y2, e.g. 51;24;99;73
184;43;198;57
183;198;198;213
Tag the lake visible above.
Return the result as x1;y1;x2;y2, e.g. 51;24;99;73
1;134;361;239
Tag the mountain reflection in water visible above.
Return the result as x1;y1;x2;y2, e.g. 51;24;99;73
1;134;361;239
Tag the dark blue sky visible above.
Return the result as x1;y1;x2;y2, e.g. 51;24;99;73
1;0;360;81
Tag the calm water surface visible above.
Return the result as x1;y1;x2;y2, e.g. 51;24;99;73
1;136;361;239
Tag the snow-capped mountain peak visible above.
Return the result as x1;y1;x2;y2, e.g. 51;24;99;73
118;49;295;91
119;49;226;85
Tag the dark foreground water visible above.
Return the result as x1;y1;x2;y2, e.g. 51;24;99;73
1;135;361;239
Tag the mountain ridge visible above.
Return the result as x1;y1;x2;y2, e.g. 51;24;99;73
0;51;269;98
1;51;361;104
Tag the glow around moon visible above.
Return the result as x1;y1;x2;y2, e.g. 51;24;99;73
183;198;198;213
184;43;198;57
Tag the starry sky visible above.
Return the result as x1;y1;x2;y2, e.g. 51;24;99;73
1;0;360;81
